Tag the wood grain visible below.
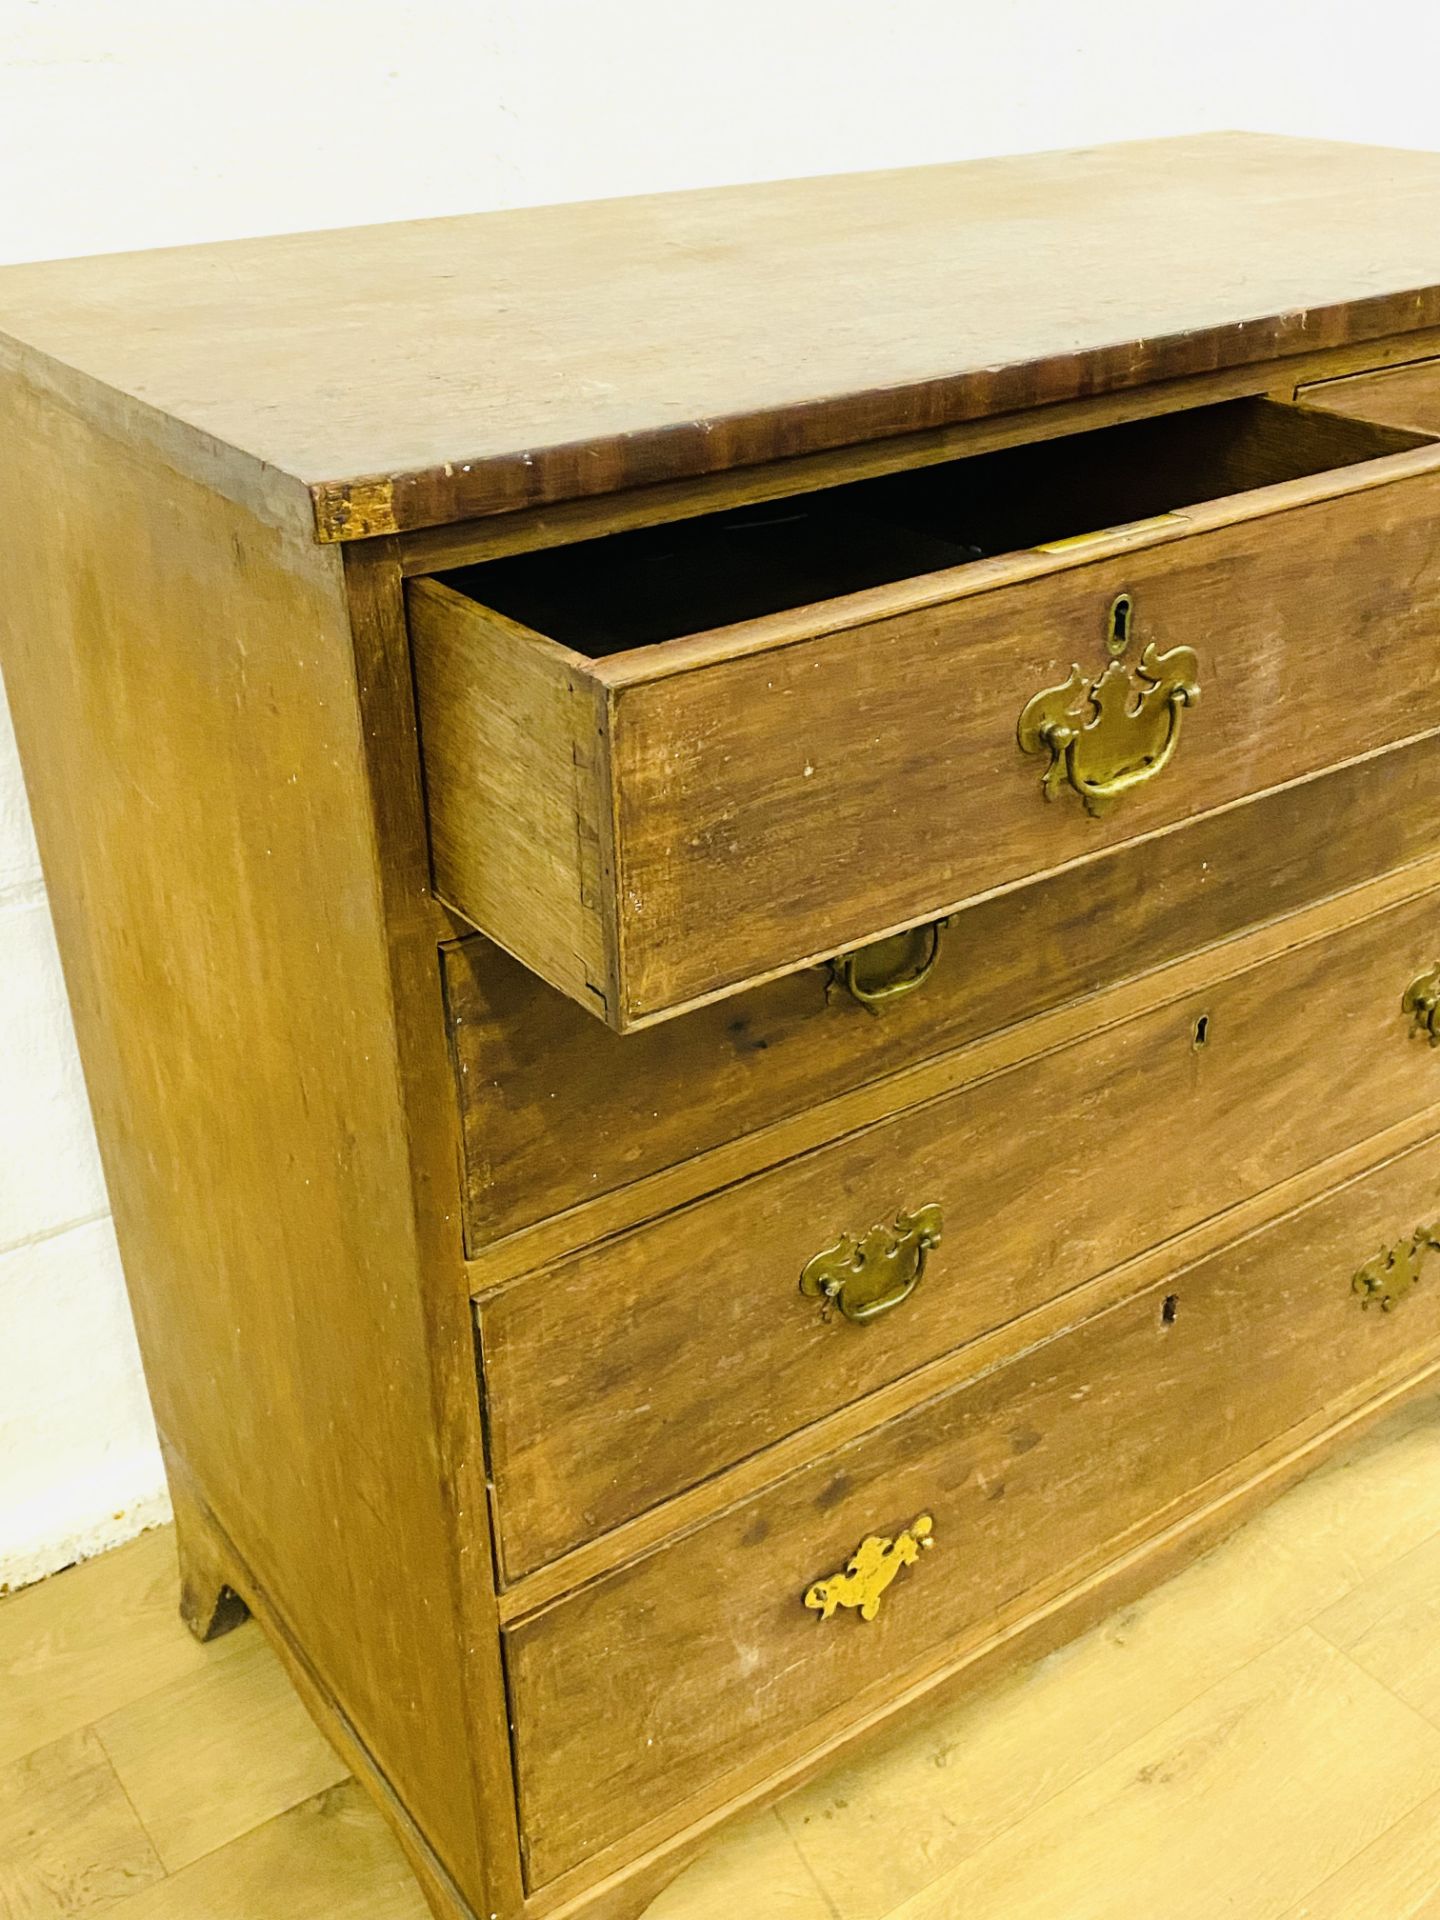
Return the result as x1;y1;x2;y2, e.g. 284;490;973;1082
467;844;1440;1295
437;395;1416;664
780;1395;1440;1920
448;733;1440;1249
1313;1526;1440;1726
640;1813;831;1920
408;584;615;1017
395;326;1440;577
480;881;1440;1580
606;454;1440;1021
338;535;528;1917
505;1124;1440;1884
1302;354;1440;438
0;1727;164;1917
0;1529;247;1771
418;418;1440;1026
12;1407;1440;1920
528;1376;1440;1920
157;1469;485;1920
5;136;1440;536
1277;1784;1440;1920
0;365;493;1905
519;1379;1440;1918
171;1469;250;1645
94;1632;348;1870
887;1631;1440;1920
11;135;1440;1920
117;1782;433;1920
497;1100;1440;1625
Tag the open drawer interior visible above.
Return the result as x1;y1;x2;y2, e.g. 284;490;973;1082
436;396;1432;654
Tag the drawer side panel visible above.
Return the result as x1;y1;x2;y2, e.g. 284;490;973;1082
409;578;616;1020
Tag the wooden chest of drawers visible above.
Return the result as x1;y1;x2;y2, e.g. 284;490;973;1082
7;131;1440;1919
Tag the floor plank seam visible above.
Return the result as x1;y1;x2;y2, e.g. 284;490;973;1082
90;1720;175;1883
12;1401;1440;1918
784;1807;846;1920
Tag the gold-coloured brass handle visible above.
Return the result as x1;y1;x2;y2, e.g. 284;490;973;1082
829;919;949;1012
1017;592;1201;819
804;1514;934;1622
1354;1223;1440;1311
799;1204;943;1325
1404;966;1440;1045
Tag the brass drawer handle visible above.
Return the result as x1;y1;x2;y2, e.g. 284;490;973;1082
804;1514;934;1622
829;918;949;1011
800;1203;943;1325
1017;592;1200;818
1404;966;1440;1045
1354;1224;1440;1311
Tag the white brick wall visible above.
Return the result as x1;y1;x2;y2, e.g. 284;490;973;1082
3;1;1439;1589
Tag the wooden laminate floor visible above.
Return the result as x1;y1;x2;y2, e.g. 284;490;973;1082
9;1395;1440;1918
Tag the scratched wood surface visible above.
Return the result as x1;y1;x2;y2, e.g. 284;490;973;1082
10;133;1440;1920
416;416;1440;1027
1302;354;1440;437
477;882;1440;1582
4;135;1440;537
447;732;1440;1252
505;1125;1440;1884
605;456;1440;1022
15;1409;1440;1920
0;361;508;1911
8;1397;1440;1920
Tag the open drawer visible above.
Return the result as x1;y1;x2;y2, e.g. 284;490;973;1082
408;397;1440;1030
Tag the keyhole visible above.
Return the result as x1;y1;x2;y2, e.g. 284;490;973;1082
1161;1294;1179;1327
1193;1013;1210;1048
1107;592;1134;656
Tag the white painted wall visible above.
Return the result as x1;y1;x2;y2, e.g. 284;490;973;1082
2;1;1439;1588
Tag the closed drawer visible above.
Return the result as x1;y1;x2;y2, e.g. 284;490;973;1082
506;1124;1440;1886
449;734;1440;1247
1299;354;1440;437
479;882;1440;1580
411;396;1440;1031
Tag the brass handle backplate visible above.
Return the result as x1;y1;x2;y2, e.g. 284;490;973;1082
804;1514;934;1622
1017;592;1200;818
800;1203;943;1325
1404;966;1440;1046
1354;1223;1440;1312
829;919;949;1012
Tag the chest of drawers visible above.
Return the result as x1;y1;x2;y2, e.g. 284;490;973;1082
7;131;1440;1919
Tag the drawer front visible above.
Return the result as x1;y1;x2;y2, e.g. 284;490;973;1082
413;407;1440;1029
450;734;1440;1247
506;1125;1440;1885
610;472;1440;1019
1300;355;1440;438
480;884;1440;1580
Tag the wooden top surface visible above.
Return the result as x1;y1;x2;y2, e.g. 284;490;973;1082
4;132;1440;542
